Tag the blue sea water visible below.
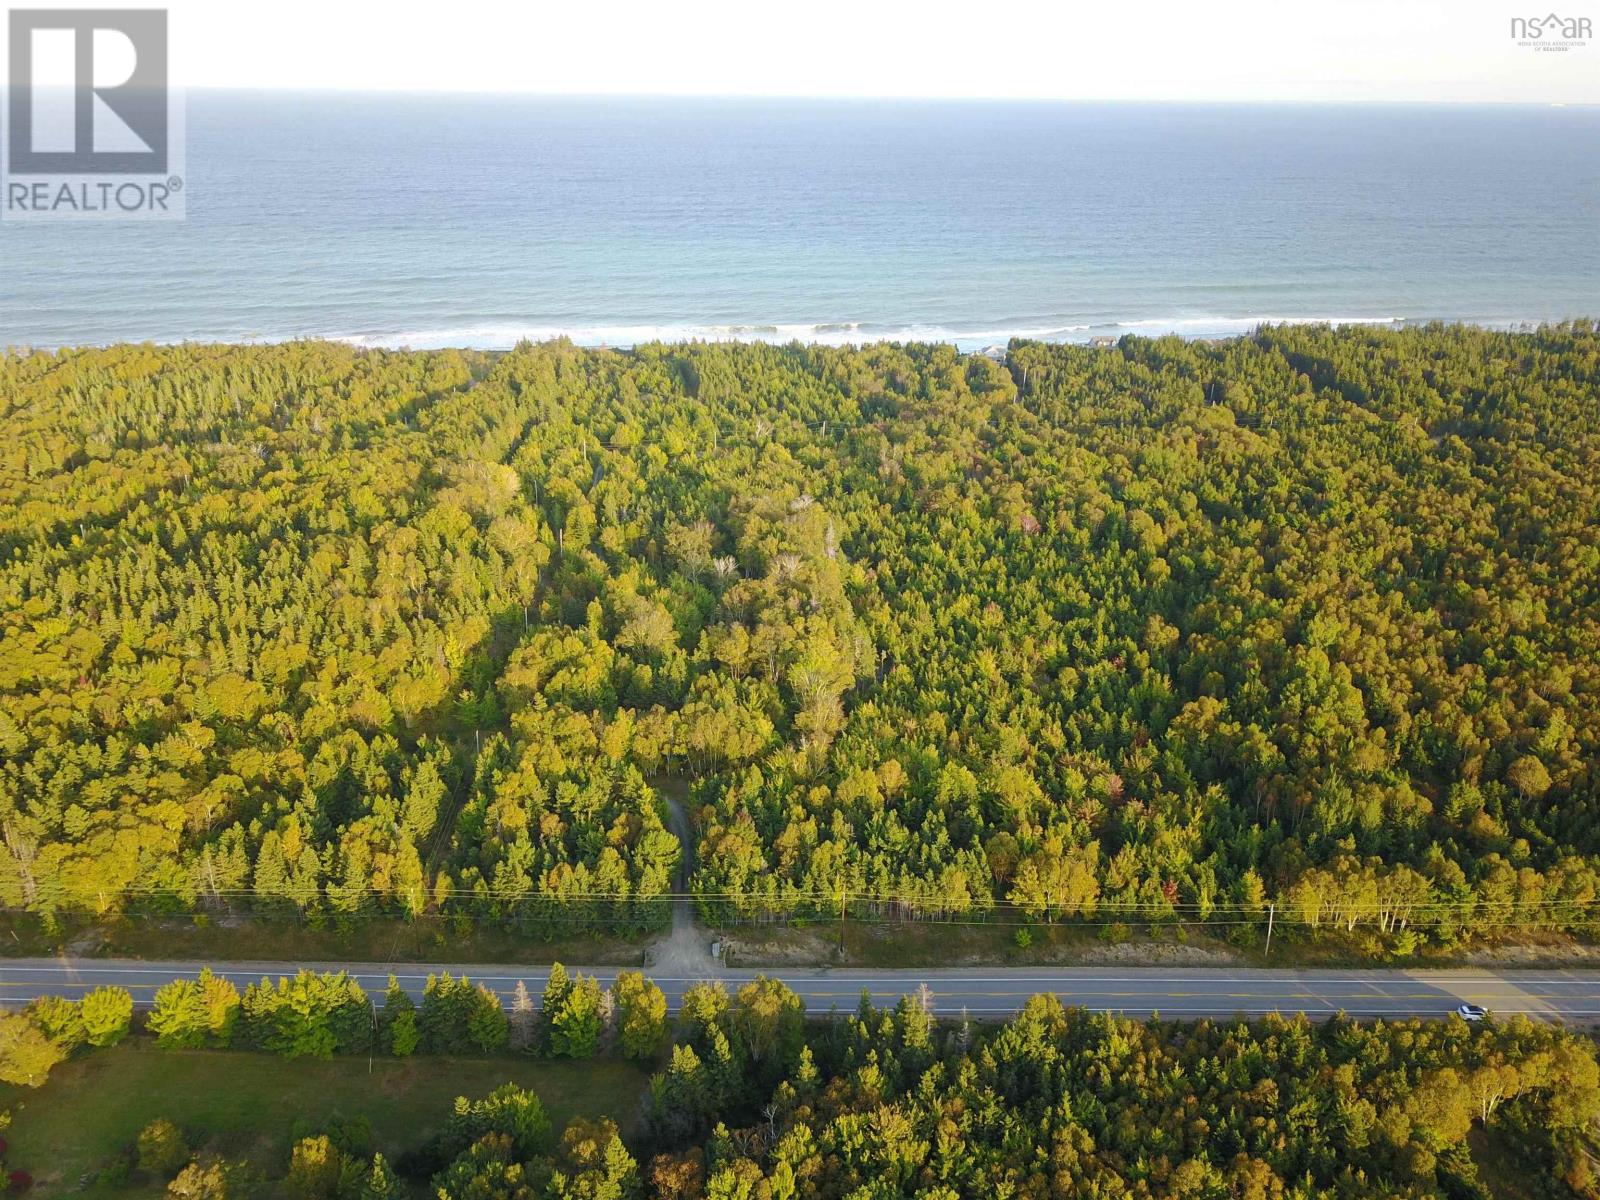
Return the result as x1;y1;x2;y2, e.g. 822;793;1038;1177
2;95;1598;350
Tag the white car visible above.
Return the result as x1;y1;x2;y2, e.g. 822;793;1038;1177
1456;1003;1487;1022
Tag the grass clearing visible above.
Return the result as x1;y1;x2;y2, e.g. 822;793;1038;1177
0;912;652;966
717;917;1600;972
6;910;1597;974
721;917;1249;969
1;1041;651;1196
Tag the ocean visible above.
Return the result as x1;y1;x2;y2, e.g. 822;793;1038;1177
3;95;1598;350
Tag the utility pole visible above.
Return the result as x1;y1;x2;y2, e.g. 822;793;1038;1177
1264;902;1275;959
838;882;846;958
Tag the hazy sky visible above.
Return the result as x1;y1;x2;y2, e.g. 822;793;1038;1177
8;0;1599;101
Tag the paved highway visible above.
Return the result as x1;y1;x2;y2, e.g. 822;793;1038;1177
3;959;1598;1021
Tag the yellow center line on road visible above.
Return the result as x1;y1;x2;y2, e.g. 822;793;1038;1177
0;981;167;991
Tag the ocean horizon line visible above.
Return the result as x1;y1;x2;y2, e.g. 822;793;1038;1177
166;90;1600;108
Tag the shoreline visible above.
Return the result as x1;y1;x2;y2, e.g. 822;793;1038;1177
5;314;1590;357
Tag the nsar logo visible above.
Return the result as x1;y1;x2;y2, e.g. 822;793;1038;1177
1509;11;1593;50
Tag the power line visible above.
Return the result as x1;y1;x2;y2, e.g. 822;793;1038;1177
7;887;1600;938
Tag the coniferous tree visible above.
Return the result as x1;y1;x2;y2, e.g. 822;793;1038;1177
508;979;537;1052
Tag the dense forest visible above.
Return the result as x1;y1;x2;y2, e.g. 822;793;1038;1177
0;324;1597;947
5;972;1599;1198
